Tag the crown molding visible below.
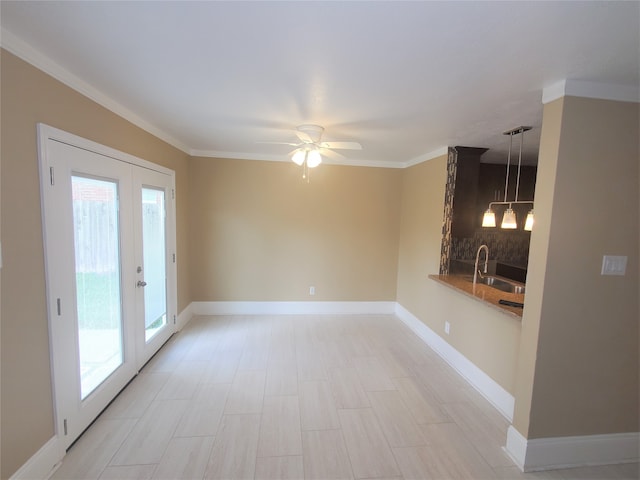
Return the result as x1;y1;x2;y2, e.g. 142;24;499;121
543;79;639;105
1;28;191;154
189;149;405;168
189;150;292;162
403;146;449;168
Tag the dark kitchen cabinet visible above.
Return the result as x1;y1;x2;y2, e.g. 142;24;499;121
450;147;487;237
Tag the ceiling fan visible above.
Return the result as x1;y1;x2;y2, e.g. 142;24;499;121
268;124;362;169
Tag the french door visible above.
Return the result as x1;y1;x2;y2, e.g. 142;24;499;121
38;125;177;450
133;167;176;367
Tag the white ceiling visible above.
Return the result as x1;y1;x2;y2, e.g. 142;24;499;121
1;1;638;167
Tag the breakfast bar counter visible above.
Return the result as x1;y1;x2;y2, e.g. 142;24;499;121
428;274;525;318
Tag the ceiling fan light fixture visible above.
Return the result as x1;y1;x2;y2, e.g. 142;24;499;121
291;150;306;166
282;124;361;180
306;149;322;168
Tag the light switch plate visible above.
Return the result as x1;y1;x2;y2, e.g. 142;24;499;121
601;255;627;276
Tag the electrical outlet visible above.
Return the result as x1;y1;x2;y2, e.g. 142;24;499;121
444;321;450;335
309;286;315;296
601;255;627;276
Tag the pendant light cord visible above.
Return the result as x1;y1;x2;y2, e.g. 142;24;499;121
514;127;524;202
504;133;513;203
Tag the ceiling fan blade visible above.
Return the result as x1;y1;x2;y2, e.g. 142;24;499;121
295;130;314;143
320;141;362;150
320;148;345;160
257;141;300;146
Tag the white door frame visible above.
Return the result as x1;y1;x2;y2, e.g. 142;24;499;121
37;124;177;451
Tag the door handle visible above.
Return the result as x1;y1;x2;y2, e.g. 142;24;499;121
137;280;147;287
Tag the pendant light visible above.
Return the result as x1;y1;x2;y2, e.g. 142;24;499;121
501;129;517;229
500;127;521;229
501;208;518;229
481;208;496;227
482;126;535;230
524;209;534;231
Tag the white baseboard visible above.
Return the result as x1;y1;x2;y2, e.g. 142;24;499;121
176;303;194;331
394;303;515;421
190;301;396;316
9;436;63;480
506;425;640;472
505;425;529;470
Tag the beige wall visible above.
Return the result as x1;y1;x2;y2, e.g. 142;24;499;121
396;157;448;309
189;157;402;301
395;156;523;394
0;50;191;478
513;96;639;439
511;97;564;437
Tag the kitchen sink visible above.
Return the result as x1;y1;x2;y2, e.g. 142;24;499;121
467;275;526;294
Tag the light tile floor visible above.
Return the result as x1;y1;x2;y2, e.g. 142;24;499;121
52;314;639;480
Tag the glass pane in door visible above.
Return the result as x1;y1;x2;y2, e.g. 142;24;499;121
142;187;167;342
72;176;123;400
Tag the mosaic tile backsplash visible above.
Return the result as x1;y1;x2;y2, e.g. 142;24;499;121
439;147;458;275
451;229;531;267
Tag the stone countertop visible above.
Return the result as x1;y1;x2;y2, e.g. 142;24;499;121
428;274;525;318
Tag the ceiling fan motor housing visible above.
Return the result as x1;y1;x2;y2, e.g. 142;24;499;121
297;124;325;144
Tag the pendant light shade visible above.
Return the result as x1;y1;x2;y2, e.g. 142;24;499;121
482;208;496;227
524;209;534;231
501;207;517;229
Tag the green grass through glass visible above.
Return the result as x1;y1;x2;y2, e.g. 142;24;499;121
76;271;122;329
